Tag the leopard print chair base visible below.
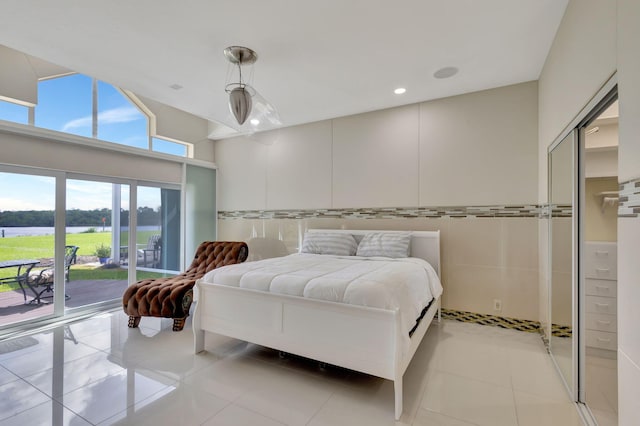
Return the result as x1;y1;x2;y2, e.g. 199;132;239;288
122;241;248;331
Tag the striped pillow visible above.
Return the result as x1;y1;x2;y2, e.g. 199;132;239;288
356;232;411;258
300;232;358;256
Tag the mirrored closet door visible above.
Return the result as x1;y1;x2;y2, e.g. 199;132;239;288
582;100;618;426
548;87;618;426
549;130;577;397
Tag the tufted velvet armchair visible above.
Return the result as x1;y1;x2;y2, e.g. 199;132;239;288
122;241;248;331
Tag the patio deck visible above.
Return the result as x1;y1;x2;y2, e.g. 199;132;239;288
0;279;128;327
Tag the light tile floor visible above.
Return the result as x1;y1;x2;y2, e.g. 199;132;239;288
0;311;586;426
585;351;618;426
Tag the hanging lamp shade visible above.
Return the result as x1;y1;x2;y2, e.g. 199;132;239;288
223;46;279;129
228;86;252;125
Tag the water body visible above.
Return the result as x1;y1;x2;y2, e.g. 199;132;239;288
0;226;160;238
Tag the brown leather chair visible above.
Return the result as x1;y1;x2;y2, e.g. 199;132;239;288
122;241;248;331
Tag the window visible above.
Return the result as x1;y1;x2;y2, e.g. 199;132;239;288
2;73;192;158
0;99;29;124
97;81;148;149
152;137;188;157
35;74;92;137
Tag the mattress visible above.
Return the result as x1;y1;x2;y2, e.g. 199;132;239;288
200;253;443;336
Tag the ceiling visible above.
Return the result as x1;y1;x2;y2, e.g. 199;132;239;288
0;0;568;138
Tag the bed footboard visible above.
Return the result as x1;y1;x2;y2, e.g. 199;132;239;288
193;280;440;420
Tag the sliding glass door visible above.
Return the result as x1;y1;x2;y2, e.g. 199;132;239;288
65;178;131;310
135;185;181;273
64;179;182;311
0;169;57;327
1;167;192;332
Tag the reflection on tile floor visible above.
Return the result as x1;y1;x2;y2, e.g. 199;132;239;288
0;311;584;425
586;350;618;426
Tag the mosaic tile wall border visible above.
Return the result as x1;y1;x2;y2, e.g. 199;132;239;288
619;178;640;218
441;309;572;338
219;204;574;220
440;309;541;334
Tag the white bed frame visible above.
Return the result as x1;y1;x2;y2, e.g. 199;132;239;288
193;229;441;420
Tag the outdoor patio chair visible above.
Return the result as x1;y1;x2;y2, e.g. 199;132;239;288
122;241;248;331
137;234;161;267
27;245;79;303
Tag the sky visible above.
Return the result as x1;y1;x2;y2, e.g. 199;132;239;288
0;73;186;213
0;173;161;212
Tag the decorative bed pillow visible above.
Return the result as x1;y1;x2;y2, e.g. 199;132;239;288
300;232;358;256
356;232;411;258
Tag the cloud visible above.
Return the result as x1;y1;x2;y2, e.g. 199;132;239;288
62;106;143;131
0;197;47;211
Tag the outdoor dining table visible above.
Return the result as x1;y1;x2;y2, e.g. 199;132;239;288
0;259;41;304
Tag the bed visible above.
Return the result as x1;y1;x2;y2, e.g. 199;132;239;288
193;229;442;420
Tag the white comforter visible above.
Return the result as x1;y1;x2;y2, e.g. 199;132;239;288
200;253;443;335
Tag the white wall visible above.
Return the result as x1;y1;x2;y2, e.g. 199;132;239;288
537;0;617;342
0;127;183;183
136;94;214;161
584;177;618;242
0;45;37;106
333;104;420;208
539;0;640;421
537;0;617;202
616;0;640;423
267;121;333;209
216;81;538;211
421;82;538;205
585;149;618;178
585;123;618;150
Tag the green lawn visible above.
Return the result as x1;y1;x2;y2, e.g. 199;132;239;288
0;230;165;291
0;230;158;260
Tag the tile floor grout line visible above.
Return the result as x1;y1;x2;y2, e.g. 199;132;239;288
302;388;334;426
0;376;55;422
419;407;483;426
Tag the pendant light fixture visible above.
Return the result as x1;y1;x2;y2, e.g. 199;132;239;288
224;46;258;125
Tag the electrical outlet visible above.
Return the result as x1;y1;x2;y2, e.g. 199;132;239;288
493;299;502;311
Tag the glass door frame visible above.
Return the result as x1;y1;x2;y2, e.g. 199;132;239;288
65;174;184;286
575;87;618;406
0;168;187;336
133;179;183;276
547;128;579;400
545;75;617;425
0;164;66;334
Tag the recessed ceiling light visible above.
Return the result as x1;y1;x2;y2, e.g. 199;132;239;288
250;119;260;125
433;67;459;79
394;88;406;95
169;83;183;90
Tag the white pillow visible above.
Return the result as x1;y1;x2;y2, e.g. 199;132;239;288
356;232;411;258
300;232;358;256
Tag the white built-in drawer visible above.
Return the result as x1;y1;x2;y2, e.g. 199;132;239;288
586;313;617;333
584;242;617;280
586;295;617;315
585;279;617;298
586;330;617;350
585;264;617;281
